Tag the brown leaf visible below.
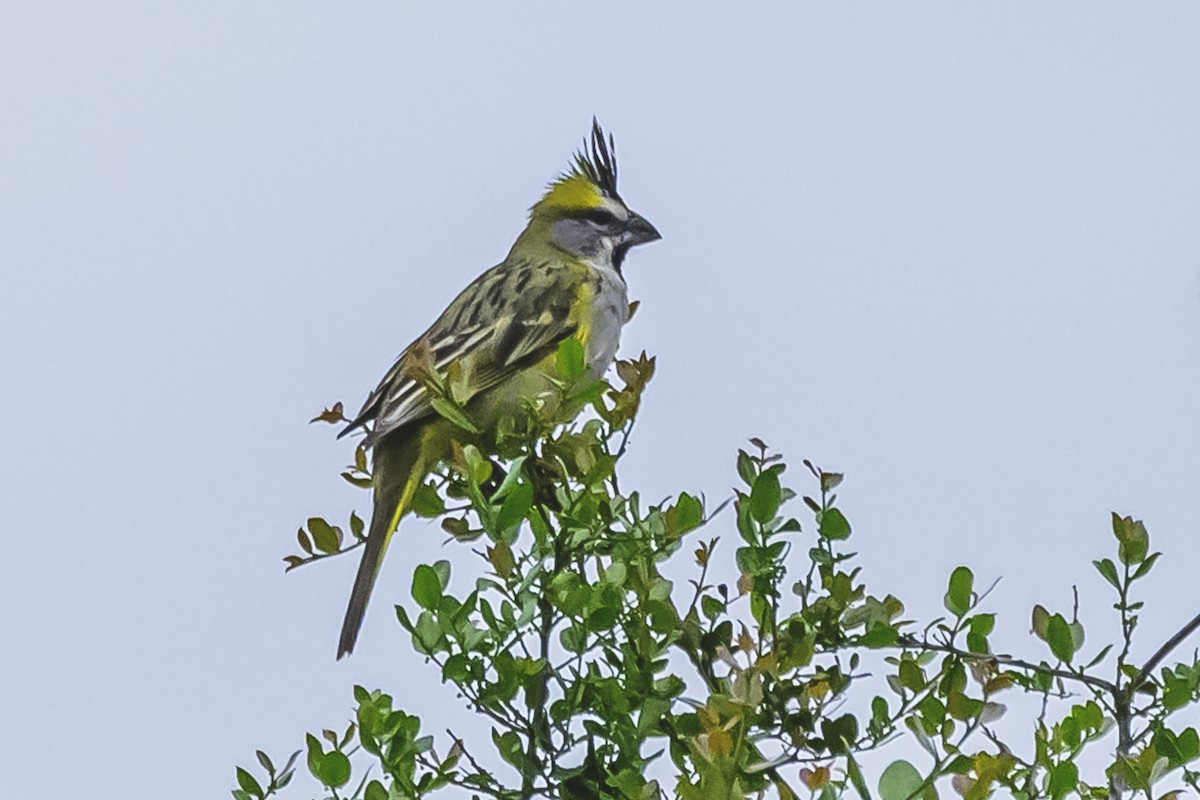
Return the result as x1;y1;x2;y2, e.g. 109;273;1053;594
800;766;830;790
705;727;733;757
488;540;515;578
634;351;656;380
738;624;754;653
984;673;1014;694
615;360;639;387
310;401;346;424
755;651;779;677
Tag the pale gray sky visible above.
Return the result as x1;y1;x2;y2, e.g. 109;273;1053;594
3;3;1200;797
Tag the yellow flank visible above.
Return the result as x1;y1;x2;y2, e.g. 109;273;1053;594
382;423;451;552
535;174;604;213
569;279;595;350
383;469;422;551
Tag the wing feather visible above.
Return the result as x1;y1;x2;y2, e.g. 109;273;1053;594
340;259;579;446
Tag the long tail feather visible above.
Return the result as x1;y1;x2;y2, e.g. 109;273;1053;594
337;436;423;658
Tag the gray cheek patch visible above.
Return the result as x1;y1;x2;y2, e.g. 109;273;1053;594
552;218;604;258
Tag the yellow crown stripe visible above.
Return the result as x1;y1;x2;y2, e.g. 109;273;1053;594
536;174;605;212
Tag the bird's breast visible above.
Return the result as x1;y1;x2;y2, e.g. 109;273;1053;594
577;265;629;379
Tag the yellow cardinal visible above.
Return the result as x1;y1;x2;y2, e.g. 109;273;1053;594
336;120;660;657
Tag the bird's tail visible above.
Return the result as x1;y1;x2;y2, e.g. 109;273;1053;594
337;437;424;658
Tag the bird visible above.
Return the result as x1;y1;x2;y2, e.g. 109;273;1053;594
335;120;661;657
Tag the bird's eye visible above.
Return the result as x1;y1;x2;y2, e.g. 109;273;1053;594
577;208;618;226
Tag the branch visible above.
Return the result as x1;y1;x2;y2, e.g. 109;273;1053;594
896;636;1119;694
520;515;566;800
1132;611;1200;691
440;730;504;797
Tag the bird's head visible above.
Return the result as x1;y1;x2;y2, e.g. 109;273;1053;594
524;119;661;271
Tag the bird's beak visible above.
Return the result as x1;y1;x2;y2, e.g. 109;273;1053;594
623;211;662;247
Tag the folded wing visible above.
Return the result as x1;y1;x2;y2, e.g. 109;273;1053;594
340;259;579;447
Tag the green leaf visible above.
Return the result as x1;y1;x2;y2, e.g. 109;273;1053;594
308;518;340;555
462;444;492;486
1178;728;1200;762
1048;760;1078;799
1112;513;1149;565
340;471;372;488
667;492;704;535
844;749;872;799
413;610;442;654
442;654;469;682
701;595;724;621
969;613;995;636
364;781;389;800
432;559;451;589
1047;613;1075;662
603;561;627;586
1163;677;1192;711
879;760;931;800
947;691;984;721
492;729;524;768
821;714;859;756
1031;604;1050;640
556;337;587;381
860;624;899;648
750;470;782;523
1068;621;1085;652
898;659;926;692
305;733;324;780
1093;558;1120;590
235;768;264;799
317;751;351;788
1132;551;1161;581
429;396;480;434
412;564;443;610
736;450;756;486
818;507;851;541
395;605;414;632
410;482;445;518
496;483;533;531
489;455;526;500
560;624;586;653
944;566;974;617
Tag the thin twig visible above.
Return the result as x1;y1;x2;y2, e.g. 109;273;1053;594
896;636;1119;694
444;729;498;787
1132;611;1200;691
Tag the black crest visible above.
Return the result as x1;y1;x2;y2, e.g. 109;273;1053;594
572;118;619;198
